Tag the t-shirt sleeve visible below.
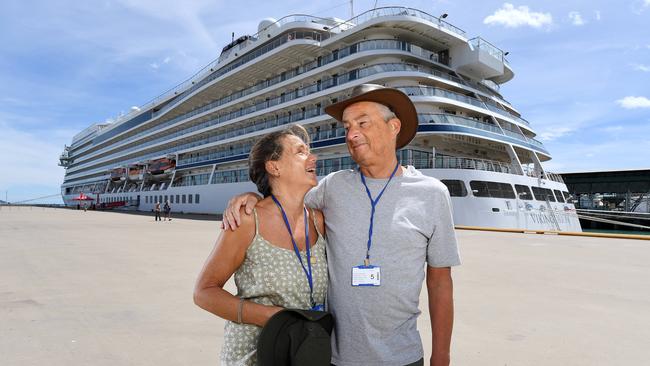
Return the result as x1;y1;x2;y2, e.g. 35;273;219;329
427;185;461;267
304;173;329;210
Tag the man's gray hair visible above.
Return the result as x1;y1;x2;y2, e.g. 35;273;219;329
373;102;397;122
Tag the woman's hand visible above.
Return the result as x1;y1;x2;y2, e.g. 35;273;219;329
222;192;262;231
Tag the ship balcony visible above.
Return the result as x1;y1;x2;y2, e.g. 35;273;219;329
403;155;516;175
451;37;513;83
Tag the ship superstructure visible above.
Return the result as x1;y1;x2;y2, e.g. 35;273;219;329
59;7;581;231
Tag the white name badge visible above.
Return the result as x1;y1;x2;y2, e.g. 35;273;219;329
351;265;381;286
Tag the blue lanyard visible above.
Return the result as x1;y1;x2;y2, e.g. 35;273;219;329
359;162;400;265
271;194;315;308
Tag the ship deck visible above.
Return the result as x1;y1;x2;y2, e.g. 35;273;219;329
1;206;648;365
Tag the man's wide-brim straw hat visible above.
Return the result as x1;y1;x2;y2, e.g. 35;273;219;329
324;84;418;149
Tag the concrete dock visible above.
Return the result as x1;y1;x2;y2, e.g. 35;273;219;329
1;206;649;365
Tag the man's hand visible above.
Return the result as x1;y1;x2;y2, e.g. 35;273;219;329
221;192;262;231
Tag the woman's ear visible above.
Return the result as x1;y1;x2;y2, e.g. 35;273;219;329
265;160;280;177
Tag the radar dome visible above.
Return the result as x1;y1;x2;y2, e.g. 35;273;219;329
258;18;279;33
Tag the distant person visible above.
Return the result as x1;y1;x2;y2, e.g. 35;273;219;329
154;202;161;221
163;200;171;221
194;124;328;365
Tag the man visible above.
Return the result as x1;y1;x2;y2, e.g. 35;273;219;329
223;84;460;366
154;201;161;222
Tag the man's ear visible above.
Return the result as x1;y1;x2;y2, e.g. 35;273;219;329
389;118;401;137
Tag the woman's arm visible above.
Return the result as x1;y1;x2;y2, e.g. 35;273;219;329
193;209;282;327
313;209;326;238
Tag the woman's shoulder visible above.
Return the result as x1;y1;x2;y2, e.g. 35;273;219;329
220;207;257;249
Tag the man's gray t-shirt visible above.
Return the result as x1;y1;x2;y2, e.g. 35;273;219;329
305;166;461;366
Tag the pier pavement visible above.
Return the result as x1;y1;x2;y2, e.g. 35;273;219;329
1;206;648;365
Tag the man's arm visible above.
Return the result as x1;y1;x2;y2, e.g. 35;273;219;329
427;265;454;366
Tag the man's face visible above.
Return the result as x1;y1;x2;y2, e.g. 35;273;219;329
341;101;400;167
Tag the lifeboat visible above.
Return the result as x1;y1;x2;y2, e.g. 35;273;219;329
147;158;176;175
128;165;144;181
110;168;126;181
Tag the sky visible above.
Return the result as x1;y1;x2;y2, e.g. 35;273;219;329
0;0;649;203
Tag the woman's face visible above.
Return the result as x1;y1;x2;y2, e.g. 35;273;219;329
272;134;318;189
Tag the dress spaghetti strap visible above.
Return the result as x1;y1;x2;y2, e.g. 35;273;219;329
252;208;260;236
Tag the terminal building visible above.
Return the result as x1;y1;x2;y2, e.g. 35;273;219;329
561;169;650;212
561;169;650;232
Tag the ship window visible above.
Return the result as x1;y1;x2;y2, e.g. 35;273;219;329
164;195;168;203
176;195;180;203
470;181;516;199
441;180;467;197
553;189;565;203
514;185;533;200
170;196;174;204
182;195;186;204
195;194;200;204
159;195;163;204
188;194;193;204
531;187;556;202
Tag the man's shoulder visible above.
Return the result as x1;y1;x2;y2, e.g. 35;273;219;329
403;166;449;194
321;169;358;186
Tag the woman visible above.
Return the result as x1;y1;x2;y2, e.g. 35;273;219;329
193;124;327;366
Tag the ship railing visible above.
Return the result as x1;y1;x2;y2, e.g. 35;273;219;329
546;172;565;183
480;79;501;92
253;14;339;38
526;137;544;148
521;166;564;183
326;7;465;37
468;37;504;62
433;156;514;174
500;127;527;140
417;113;503;135
482;99;530;126
398;85;524;128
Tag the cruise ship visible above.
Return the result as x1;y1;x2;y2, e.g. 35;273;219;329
59;7;581;231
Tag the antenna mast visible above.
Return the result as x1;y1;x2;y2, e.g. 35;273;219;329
350;0;354;18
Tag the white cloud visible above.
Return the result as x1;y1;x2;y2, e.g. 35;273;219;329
632;64;650;72
617;96;650;109
539;127;574;141
150;62;159;69
483;3;553;28
163;56;171;63
568;11;585;26
632;0;650;14
594;10;601;20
